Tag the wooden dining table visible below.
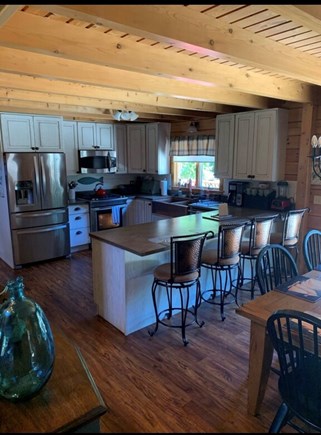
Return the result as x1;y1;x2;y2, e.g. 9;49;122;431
235;268;321;416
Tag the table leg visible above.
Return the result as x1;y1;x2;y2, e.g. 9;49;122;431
247;321;274;415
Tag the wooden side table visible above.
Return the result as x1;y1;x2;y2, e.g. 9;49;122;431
0;328;107;432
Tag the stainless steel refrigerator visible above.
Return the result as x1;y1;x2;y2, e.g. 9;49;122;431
4;152;70;267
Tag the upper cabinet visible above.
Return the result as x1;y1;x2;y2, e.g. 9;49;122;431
63;121;79;175
114;124;127;174
127;124;146;173
215;114;235;179
127;122;170;174
146;123;170;175
215;108;288;182
77;122;114;150
1;113;63;152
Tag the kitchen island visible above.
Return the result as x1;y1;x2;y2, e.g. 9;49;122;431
90;208;272;335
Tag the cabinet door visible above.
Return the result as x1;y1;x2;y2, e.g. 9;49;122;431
146;123;170;175
127;124;146;173
114;124;127;173
215;114;235;178
252;110;277;181
1;114;35;151
233;112;255;180
77;122;96;149
122;198;135;226
63;121;78;174
34;116;63;151
96;123;114;150
134;198;152;224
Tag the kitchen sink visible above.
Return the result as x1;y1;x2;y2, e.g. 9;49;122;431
154;196;189;203
152;198;190;217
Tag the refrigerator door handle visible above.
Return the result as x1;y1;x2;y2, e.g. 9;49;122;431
39;154;46;203
34;154;41;199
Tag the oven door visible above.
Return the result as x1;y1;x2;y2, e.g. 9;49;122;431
90;205;125;232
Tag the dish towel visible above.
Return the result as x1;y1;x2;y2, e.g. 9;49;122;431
112;205;121;225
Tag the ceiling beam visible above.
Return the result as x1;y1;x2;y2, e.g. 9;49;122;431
44;4;321;86
0;46;272;110
0;11;312;103
0;86;217;118
0;5;23;27
0;72;236;114
0;98;195;121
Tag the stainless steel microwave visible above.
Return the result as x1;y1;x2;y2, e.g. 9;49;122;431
78;150;117;173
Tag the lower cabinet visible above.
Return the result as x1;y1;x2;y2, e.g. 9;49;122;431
68;204;90;251
123;198;153;226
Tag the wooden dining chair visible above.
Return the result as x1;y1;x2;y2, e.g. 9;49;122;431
267;309;321;433
256;244;299;295
303;229;321;272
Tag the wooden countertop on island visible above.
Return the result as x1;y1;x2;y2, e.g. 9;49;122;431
90;207;272;257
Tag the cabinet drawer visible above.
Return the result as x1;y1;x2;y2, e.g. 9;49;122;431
69;213;90;229
70;227;90;247
68;204;89;215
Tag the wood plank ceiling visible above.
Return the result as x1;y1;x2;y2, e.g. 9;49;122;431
0;4;321;122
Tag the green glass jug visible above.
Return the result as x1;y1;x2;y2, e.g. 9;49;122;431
0;276;55;401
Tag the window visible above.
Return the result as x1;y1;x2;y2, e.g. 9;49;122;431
170;134;221;190
172;155;221;189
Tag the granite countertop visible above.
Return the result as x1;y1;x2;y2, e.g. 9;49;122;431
90;207;275;257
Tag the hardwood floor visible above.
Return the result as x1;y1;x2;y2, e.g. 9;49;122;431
0;250;294;433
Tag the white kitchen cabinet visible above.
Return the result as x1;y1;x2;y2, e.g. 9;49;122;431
77;122;114;150
127;124;146;173
232;112;255;180
33;116;64;151
216;109;288;181
146;123;170;174
127;122;170;174
63;121;79;175
1;113;63;152
68;203;90;251
233;108;288;181
123;198;152;226
215;114;235;179
114;124;127;173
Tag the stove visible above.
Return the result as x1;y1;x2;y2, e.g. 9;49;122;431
76;191;128;231
76;191;128;207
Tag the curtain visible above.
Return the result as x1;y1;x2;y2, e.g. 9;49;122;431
170;135;215;156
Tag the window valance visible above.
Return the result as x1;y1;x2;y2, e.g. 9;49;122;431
170;135;215;156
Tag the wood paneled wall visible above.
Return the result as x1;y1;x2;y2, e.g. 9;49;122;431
170;118;216;136
285;104;302;181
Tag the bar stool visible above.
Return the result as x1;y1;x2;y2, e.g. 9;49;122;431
148;230;214;346
200;222;246;321
238;213;279;299
270;207;310;262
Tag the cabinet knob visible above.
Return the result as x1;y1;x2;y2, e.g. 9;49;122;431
74;207;81;211
75;216;82;221
76;230;82;235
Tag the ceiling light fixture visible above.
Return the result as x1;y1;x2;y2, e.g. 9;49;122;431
111;110;139;122
187;121;199;134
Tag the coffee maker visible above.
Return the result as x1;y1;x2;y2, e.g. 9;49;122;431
228;181;249;207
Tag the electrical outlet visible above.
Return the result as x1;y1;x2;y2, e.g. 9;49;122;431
314;195;321;205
